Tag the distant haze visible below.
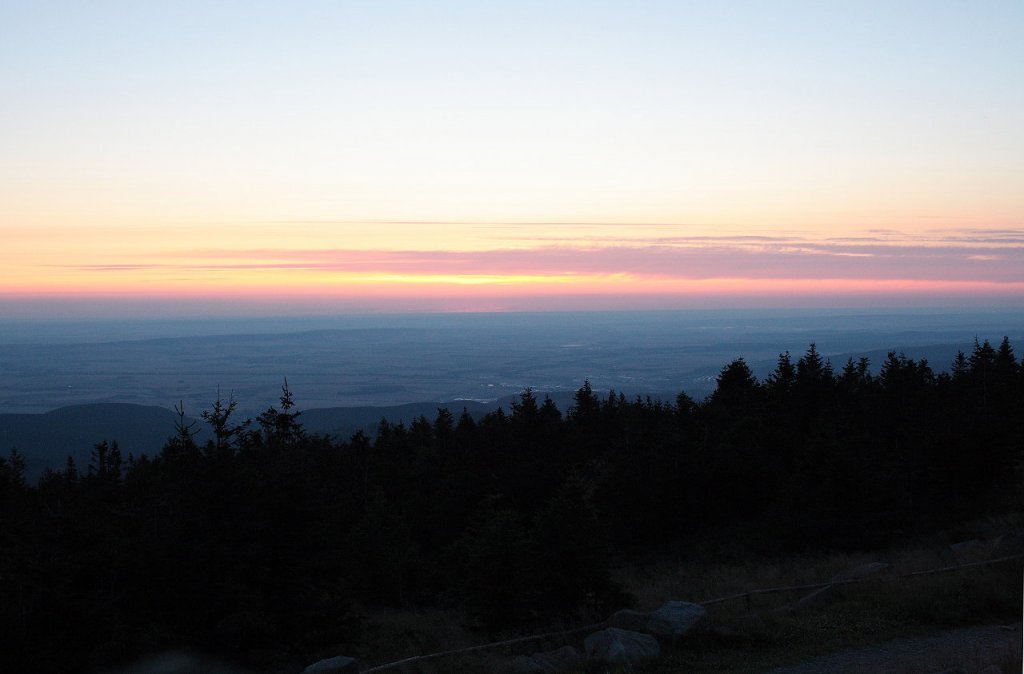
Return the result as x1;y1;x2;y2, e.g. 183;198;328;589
1;309;1021;416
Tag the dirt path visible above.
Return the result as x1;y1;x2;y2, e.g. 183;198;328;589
764;623;1021;674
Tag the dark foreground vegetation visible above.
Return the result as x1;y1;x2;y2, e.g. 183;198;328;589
1;338;1022;672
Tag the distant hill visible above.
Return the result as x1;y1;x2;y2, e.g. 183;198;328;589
0;403;187;480
743;342;976;381
0;341;977;483
301;400;495;440
300;390;584;440
0;393;589;481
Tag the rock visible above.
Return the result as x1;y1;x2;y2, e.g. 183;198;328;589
511;646;583;673
646;601;706;637
830;561;889;583
977;666;1003;674
584;627;660;665
949;538;981;552
991;531;1024;559
950;539;986;560
928;668;967;674
301;656;359;674
609;608;652;631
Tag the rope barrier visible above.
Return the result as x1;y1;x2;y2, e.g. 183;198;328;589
357;552;1024;672
699;553;1024;606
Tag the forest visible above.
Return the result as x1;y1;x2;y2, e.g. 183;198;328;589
1;338;1021;673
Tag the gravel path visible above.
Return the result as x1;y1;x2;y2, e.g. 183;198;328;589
764;623;1021;674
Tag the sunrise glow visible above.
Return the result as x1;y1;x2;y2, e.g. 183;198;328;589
2;2;1022;316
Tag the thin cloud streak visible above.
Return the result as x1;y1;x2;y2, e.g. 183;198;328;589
70;237;1024;284
260;223;1024;246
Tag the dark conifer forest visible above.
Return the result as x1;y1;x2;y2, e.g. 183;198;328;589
1;339;1022;672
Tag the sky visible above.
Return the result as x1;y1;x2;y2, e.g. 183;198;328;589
2;1;1023;317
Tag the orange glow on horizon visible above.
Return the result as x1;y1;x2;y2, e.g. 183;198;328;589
4;224;1022;311
5;271;1023;300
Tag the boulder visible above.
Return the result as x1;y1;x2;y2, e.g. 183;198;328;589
609;608;652;631
949;539;987;561
830;561;889;583
584;627;660;665
646;601;706;637
301;656;359;674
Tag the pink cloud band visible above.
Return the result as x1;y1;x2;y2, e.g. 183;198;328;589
71;234;1024;284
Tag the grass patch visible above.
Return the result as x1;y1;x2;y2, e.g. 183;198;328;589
611;523;1023;674
342;515;1023;674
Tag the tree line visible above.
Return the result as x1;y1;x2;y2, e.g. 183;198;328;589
1;339;1021;672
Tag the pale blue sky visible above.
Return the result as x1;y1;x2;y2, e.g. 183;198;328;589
1;1;1022;314
3;1;1021;224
